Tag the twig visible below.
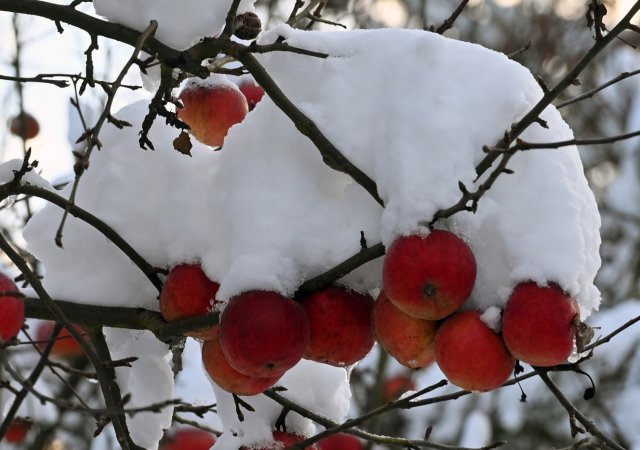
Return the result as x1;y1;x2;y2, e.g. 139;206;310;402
434;0;470;34
557;69;640;108
536;370;625;450
486;129;640;152
231;45;383;206
55;20;158;248
0;73;68;87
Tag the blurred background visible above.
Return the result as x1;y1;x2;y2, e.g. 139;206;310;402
1;1;640;449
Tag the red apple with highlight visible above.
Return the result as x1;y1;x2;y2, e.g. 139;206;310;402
502;281;579;367
383;230;476;320
220;291;310;377
372;291;438;369
301;286;374;367
202;326;280;396
160;427;216;450
177;78;248;147
160;264;220;339
0;272;24;343
435;310;515;392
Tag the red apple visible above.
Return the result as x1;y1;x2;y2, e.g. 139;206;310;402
317;433;364;450
383;230;476;320
202;326;281;395
3;417;32;444
300;286;374;367
9;112;39;140
36;321;86;359
0;273;24;343
238;80;264;111
160;264;220;339
220;291;310;377
435;310;515;392
502;281;579;367
160;427;216;450
177;78;248;147
241;431;317;450
372;291;438;369
383;374;416;402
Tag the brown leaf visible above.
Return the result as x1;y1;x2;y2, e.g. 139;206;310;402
173;131;193;156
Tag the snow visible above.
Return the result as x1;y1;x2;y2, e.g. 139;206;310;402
20;26;601;449
93;0;257;50
0;159;54;191
479;306;502;332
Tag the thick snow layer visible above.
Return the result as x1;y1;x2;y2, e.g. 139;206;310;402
22;27;602;448
105;328;174;449
93;0;257;50
211;359;350;450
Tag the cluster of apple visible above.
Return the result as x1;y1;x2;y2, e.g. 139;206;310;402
378;229;580;392
159;264;375;396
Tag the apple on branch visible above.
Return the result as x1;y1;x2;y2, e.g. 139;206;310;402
435;310;515;392
300;286;374;367
0;272;24;344
220;290;310;378
317;433;364;450
238;79;265;111
2;417;32;444
159;263;220;339
372;290;438;369
383;230;476;320
202;325;281;396
159;427;216;450
241;431;318;450
177;75;249;148
502;281;579;367
36;321;87;360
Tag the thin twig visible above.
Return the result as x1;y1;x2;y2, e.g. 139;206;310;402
557;69;640;108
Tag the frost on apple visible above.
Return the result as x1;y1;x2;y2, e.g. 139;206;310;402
21;26;600;449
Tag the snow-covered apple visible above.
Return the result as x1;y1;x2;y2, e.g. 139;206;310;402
238;79;265;110
9;112;39;140
317;433;364;450
383;374;416;402
300;286;374;367
177;77;248;147
220;290;310;377
0;272;24;343
435;310;515;392
159;427;216;450
372;290;438;369
241;431;317;450
159;264;220;339
3;417;32;444
202;325;281;395
502;282;579;367
383;230;476;320
36;321;86;359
